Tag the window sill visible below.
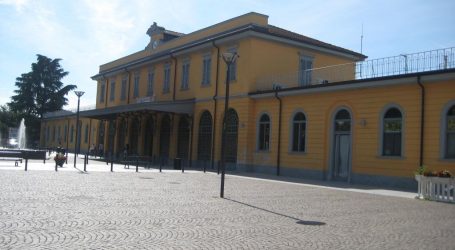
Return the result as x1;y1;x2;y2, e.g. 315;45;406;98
377;155;406;160
201;83;211;88
288;151;307;155
438;158;455;162
255;150;270;153
180;88;189;91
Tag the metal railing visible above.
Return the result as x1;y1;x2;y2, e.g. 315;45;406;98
256;47;455;91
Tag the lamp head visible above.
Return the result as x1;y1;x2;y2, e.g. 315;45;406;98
74;90;85;97
222;52;238;64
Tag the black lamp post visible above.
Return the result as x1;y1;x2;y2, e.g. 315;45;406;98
220;51;238;198
74;90;85;168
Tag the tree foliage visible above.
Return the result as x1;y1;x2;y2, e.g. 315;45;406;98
8;55;76;146
9;54;76;118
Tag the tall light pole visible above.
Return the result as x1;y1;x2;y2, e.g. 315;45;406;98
74;90;85;168
220;51;238;198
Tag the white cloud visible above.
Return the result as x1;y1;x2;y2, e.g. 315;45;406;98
0;0;30;11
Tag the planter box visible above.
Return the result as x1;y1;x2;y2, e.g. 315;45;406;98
415;175;455;203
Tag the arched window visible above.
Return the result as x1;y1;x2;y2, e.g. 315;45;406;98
84;124;89;143
292;112;306;152
382;107;402;156
445;105;455;158
198;111;212;161
258;114;270;151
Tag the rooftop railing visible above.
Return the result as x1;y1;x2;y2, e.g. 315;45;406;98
256;47;455;91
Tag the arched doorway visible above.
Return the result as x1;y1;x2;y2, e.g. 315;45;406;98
224;109;239;164
159;115;171;162
117;118;126;157
130;117;140;155
143;116;154;157
177;116;190;161
331;108;352;181
197;111;212;162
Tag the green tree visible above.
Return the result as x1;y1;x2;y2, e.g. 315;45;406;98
8;55;77;146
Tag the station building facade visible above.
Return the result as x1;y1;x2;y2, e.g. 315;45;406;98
41;12;455;189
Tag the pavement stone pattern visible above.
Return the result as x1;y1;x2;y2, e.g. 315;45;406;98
0;159;454;249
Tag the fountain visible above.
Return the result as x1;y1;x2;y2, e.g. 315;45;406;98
17;118;26;149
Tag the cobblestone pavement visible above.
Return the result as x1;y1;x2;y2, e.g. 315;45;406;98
0;167;454;249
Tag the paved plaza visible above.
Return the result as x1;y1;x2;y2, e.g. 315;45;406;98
0;157;454;249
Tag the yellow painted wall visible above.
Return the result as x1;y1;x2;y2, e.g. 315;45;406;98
247;80;455;178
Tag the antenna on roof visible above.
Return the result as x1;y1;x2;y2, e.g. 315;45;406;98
360;23;364;54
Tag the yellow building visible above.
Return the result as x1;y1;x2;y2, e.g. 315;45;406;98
41;12;455;189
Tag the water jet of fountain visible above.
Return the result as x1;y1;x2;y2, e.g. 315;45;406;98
18;118;26;149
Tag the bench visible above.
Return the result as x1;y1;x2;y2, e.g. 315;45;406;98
122;155;153;170
0;151;23;166
0;157;23;166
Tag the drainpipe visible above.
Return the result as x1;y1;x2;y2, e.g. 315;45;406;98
417;76;425;167
171;54;178;101
274;90;282;176
125;68;131;104
211;41;220;171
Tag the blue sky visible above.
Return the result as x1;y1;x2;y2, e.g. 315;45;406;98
0;0;454;109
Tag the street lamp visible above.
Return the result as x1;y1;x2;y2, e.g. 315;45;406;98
220;51;238;198
74;90;85;168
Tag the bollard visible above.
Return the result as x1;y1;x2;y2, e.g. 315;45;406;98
55;162;58;172
84;155;87;172
182;160;184;173
159;157;162;173
203;160;206;173
65;152;68;164
136;158;139;173
110;159;113;172
25;159;28;171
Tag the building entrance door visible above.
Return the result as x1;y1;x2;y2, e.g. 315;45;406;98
332;109;351;181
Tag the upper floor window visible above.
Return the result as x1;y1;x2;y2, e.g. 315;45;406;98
163;63;171;93
147;69;154;96
133;73;140;98
181;60;190;90
258;114;270;151
227;49;237;81
121;77;127;101
99;82;105;103
202;55;211;86
445;104;455;158
292;112;307;152
299;55;313;86
109;80;116;102
382;107;402;156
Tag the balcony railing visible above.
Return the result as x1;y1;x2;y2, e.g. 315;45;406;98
256;47;455;91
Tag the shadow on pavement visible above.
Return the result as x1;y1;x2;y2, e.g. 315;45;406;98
224;197;326;226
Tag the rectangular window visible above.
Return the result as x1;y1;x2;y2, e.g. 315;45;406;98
133;73;140;98
163;63;171;93
121;77;127;101
299;56;313;86
109;80;116;102
99;82;105;103
202;55;211;86
181;61;190;90
147;69;154;96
